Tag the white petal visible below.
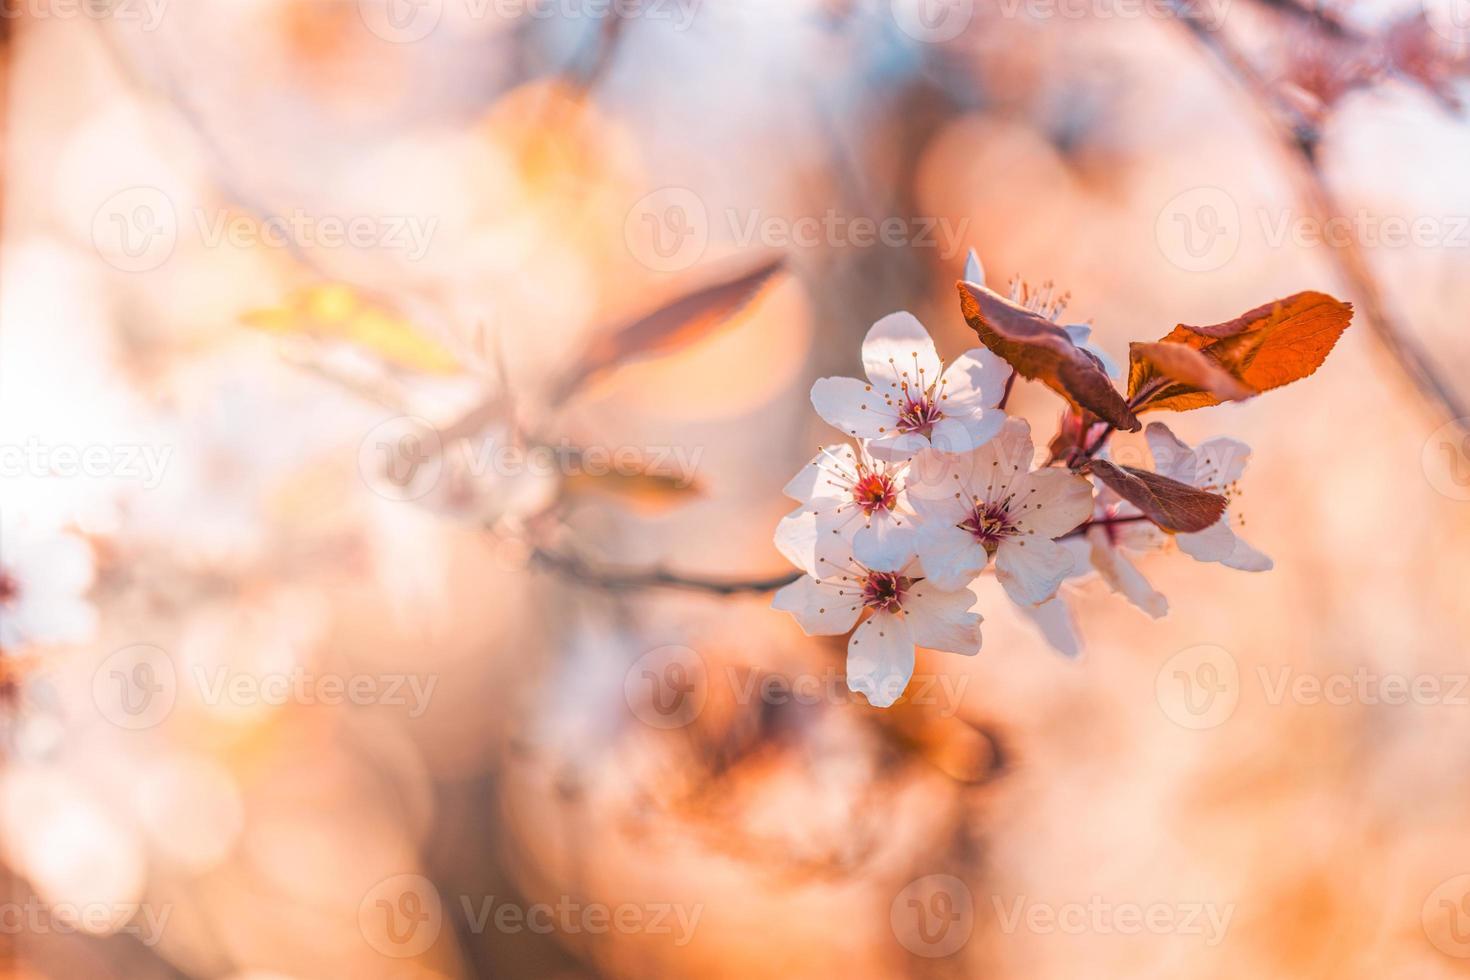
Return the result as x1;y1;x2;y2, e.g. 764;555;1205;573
846;611;914;708
1088;534;1168;618
969;417;1037;507
811;377;895;440
1010;469;1093;539
866;431;931;462
1018;596;1081;658
782;444;859;502
1063;324;1092;346
1175;518;1237;564
995;537;1074;606
772;575;863;636
1194;437;1252;490
1144;422;1197;485
929;411;1006;455
939;348;1010;411
1222;534;1272;572
904;448;968;502
963;249;985;286
861;312;943;395
774;506;821;576
915;522;988;590
903;582;982;655
852;509;918;572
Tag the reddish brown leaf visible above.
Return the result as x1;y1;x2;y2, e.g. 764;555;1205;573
1088;460;1227;533
957;281;1140;431
1126;341;1258;413
554;256;784;402
1138;292;1353;413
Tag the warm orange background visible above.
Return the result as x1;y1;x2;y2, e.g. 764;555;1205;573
3;1;1470;977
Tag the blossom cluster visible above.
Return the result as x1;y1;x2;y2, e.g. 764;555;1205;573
773;255;1350;707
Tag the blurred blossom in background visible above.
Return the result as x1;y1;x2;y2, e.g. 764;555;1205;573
1;0;1470;976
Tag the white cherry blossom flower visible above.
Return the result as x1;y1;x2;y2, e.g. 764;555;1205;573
0;520;97;653
1070;424;1270;619
771;545;982;709
776;442;922;573
809;312;1008;461
910;418;1093;607
1143;423;1272;571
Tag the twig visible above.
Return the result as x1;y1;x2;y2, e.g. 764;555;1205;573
530;548;802;596
1167;0;1470;425
1060;513;1153;539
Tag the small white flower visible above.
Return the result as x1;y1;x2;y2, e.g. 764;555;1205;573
809;312;1009;461
1075;423;1271;617
1143;423;1272;571
776;442;921;574
910;418;1093;607
771;545;982;709
0;521;97;653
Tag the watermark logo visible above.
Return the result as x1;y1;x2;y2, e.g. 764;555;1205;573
359;0;444;42
92;644;178;730
360;873;444;958
625;187;710;273
1155;644;1239;729
1424;0;1470;45
1423;874;1470;958
1422;418;1470;502
891;874;974;957
91;186;178;273
624;645;709;729
359;416;445;502
891;0;974;42
1155;186;1241;273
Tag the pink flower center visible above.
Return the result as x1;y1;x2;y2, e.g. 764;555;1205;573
860;571;908;613
961;501;1018;550
852;472;897;516
895;393;943;436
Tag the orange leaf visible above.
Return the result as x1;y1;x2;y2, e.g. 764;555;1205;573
1126;341;1257;413
1132;291;1353;412
554;256;784;402
957;281;1140;432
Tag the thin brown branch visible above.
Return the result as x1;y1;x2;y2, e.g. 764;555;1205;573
530;548;802;596
1060;513;1153;539
1167;0;1470;425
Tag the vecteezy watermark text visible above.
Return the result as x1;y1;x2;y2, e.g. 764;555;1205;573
357;874;701;958
0;439;172;489
624;187;972;271
92;187;440;273
992;896;1234;946
359;416;704;503
0;897;172;947
0;0;168;29
92;644;439;729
